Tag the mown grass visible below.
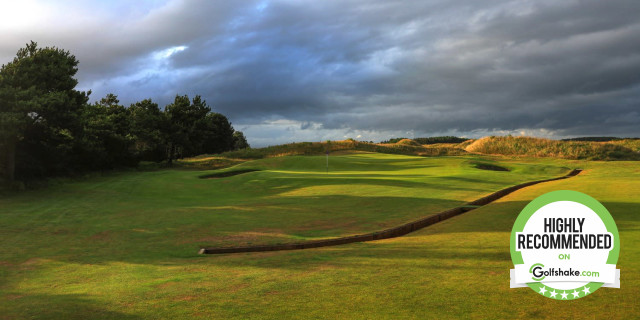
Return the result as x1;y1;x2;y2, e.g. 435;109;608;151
0;153;569;252
466;136;640;160
0;153;637;319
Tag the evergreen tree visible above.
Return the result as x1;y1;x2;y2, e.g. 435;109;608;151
129;99;165;161
163;95;210;165
233;131;250;150
0;41;89;180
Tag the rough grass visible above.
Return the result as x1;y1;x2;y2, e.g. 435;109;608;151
455;139;476;149
609;138;640;152
395;138;422;146
173;156;245;170
466;136;640;160
216;140;466;160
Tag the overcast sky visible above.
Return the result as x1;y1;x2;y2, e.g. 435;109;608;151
2;0;639;146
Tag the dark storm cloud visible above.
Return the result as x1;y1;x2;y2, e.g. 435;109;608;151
2;0;640;145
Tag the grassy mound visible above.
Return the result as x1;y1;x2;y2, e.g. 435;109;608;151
382;136;468;144
395;138;422;146
413;136;469;144
465;136;640;160
456;138;476;149
609;138;640;152
214;140;466;160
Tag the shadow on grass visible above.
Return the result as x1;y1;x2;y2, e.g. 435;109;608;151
0;293;142;319
199;169;261;179
238;173;502;195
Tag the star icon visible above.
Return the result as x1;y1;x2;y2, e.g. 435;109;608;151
572;290;580;298
538;286;547;295
582;286;591;295
561;291;569;299
549;290;558;298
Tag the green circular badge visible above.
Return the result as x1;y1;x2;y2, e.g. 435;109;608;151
510;190;619;300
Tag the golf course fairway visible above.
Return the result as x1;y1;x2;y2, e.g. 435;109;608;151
0;153;637;319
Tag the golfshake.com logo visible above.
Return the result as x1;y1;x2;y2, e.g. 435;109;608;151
530;263;602;281
510;190;620;300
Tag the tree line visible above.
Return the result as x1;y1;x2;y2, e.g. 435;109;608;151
0;41;249;183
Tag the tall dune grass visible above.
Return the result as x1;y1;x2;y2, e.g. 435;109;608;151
609;139;640;152
395;138;422;146
465;136;640;160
